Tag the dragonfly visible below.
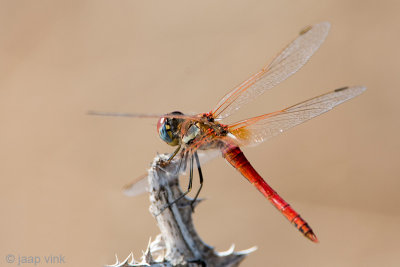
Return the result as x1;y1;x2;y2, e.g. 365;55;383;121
90;22;366;243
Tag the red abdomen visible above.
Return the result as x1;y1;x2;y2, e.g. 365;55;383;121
222;144;318;242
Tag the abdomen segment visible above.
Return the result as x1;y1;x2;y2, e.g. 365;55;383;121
222;144;318;242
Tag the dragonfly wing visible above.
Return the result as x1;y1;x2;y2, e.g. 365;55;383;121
88;111;199;120
211;22;330;119
228;86;366;146
123;173;149;197
195;149;222;166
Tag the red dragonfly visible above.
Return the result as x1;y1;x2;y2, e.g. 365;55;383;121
90;22;365;242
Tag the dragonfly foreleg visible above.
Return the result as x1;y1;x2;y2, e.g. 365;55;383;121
159;145;182;168
167;144;181;163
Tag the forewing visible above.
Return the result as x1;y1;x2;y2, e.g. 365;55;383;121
211;22;330;119
229;86;366;146
88;111;198;120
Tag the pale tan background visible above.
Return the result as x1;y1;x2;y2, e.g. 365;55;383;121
1;1;399;266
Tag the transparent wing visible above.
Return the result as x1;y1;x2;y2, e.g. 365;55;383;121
211;22;331;119
88;111;198;120
195;149;221;166
123;173;150;197
228;86;366;146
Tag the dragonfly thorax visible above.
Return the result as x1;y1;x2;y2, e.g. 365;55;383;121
157;111;228;149
182;123;201;145
180;114;229;149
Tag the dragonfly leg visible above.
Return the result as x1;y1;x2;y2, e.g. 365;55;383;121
181;150;189;173
157;155;194;215
191;151;204;211
167;145;181;162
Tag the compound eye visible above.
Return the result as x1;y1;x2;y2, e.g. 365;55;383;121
156;115;180;146
157;117;176;145
157;117;166;133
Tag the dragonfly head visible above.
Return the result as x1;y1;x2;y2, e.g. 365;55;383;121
157;111;183;146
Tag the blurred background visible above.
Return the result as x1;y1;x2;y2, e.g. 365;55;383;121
1;1;399;266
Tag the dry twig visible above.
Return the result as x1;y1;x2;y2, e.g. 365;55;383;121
108;154;255;267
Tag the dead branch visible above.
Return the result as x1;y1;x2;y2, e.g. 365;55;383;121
108;154;255;267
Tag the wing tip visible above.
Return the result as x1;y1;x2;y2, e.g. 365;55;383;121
335;85;367;95
300;21;331;36
334;86;349;92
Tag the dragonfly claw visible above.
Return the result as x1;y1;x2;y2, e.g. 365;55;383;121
158;158;169;168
